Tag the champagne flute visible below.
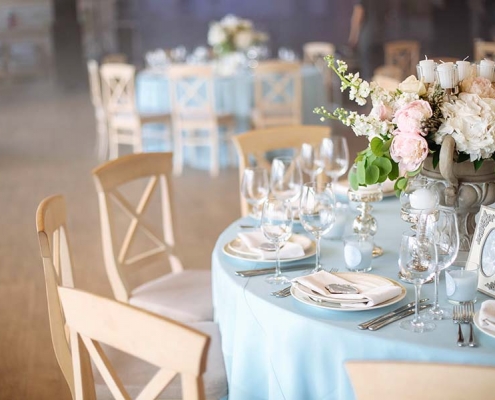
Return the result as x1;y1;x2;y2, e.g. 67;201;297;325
299;182;336;273
270;156;303;212
260;198;294;284
320;136;349;186
399;230;437;333
299;143;324;182
241;167;269;220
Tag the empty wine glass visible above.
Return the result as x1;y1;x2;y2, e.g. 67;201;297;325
299;182;336;273
299;143;324;182
399;230;437;333
270;156;303;202
320;136;349;186
260;198;294;284
241;167;269;220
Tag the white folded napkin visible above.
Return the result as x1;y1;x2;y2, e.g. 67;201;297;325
479;300;495;333
292;270;402;308
237;231;311;260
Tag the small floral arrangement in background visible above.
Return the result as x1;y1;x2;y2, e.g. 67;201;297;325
315;55;495;194
207;14;268;56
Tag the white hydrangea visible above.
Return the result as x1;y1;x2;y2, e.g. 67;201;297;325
207;23;227;46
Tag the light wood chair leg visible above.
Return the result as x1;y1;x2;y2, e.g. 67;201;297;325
210;128;219;177
96;118;109;161
173;127;184;176
108;126;119;160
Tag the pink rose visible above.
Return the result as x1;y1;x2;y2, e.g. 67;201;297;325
390;130;429;172
371;103;393;121
393;100;432;134
460;76;495;98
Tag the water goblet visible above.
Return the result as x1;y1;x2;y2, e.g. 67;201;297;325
260;198;294;284
299;182;336;273
270;156;303;202
320;136;349;186
399;231;437;333
299;143;324;182
241;167;269;221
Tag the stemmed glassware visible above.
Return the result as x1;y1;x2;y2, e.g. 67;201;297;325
399;230;437;333
299;143;324;182
260;198;294;284
299;182;336;273
320;136;349;186
270;156;303;202
241;167;269;220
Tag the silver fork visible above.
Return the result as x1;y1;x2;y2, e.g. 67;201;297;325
270;268;339;298
463;302;476;347
453;305;465;347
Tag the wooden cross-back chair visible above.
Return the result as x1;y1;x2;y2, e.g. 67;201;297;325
87;60;109;161
168;64;235;177
100;63;171;160
59;287;209;400
92;152;213;323
384;40;420;79
232;125;330;216
251;61;302;129
346;361;495;400
474;40;495;61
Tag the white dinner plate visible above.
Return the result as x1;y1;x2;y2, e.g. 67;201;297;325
291;273;406;312
223;234;316;263
474;311;495;339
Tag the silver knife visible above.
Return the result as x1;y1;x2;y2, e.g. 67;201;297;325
235;264;314;277
368;304;432;331
358;298;429;330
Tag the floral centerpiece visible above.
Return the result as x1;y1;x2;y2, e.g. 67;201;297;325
314;55;495;195
207;14;268;56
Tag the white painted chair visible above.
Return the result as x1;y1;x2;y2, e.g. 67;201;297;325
92;152;213;323
99;63;172;159
87;60;109;160
168;64;235;177
384;40;420;80
251;61;302;129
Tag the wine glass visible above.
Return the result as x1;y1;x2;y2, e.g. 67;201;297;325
399;230;437;333
260;198;294;284
299;143;324;182
423;209;459;320
299;182;336;273
270;156;303;202
241;167;269;220
320;136;349;186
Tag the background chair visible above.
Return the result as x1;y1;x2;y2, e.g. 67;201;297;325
303;41;336;105
251;61;302;129
92;152;213;323
346;361;495;400
372;65;402;91
36;195;227;400
474;40;495;61
87;60;109;161
384;40;420;79
232;125;330;216
168;64;235;177
100;62;171;159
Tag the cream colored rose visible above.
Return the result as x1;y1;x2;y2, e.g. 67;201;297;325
398;75;427;96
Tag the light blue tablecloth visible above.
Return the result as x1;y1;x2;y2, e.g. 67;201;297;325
211;198;495;400
136;65;328;170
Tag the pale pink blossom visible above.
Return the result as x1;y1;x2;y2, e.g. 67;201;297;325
460;76;495;98
390;130;429;172
393;100;432;134
371;102;393;121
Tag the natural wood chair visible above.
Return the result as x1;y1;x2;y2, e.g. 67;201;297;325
99;63;171;159
101;53;128;64
36;195;227;400
232;125;330;216
346;361;495;400
251;61;302;129
303;42;336;104
92;152;213;323
384;40;420;79
87;60;109;161
168;64;235;177
474;40;495;61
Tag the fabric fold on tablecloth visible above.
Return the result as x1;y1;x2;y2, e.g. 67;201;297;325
479;300;495;332
237;231;311;260
292;270;402;308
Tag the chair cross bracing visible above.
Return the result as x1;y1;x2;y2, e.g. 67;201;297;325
87;60;109;161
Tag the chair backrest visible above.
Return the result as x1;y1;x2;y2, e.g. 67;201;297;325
99;62;137;115
58;287;209;400
303;42;335;65
252;61;302;127
92;152;183;303
474;40;495;61
346;361;495;400
35;195;78;399
167;64;217;122
101;53;128;64
384;40;420;79
87;60;103;109
232;125;330;216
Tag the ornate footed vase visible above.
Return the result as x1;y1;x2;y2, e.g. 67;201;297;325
421;136;495;264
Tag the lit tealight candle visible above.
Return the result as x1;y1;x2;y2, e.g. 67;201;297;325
436;62;458;89
418;59;436;83
479;59;495;81
456;60;472;81
409;188;437;210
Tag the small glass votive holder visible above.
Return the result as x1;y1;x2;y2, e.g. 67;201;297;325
445;262;479;304
343;234;373;272
323;203;348;240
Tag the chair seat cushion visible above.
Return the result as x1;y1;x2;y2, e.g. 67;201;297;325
95;321;228;400
130;270;213;323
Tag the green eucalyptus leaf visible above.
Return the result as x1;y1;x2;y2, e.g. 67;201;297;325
407;167;421;177
382;138;392;153
388;161;399;181
356;160;366;184
432;151;440;169
474;158;484;171
373;157;393;179
365;165;380;185
395;177;407;191
370;137;384;156
348;170;359;190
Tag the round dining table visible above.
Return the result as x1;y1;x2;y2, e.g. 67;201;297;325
211;196;495;400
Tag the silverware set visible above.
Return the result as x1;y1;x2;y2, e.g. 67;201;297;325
270;268;339;298
453;302;476;347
